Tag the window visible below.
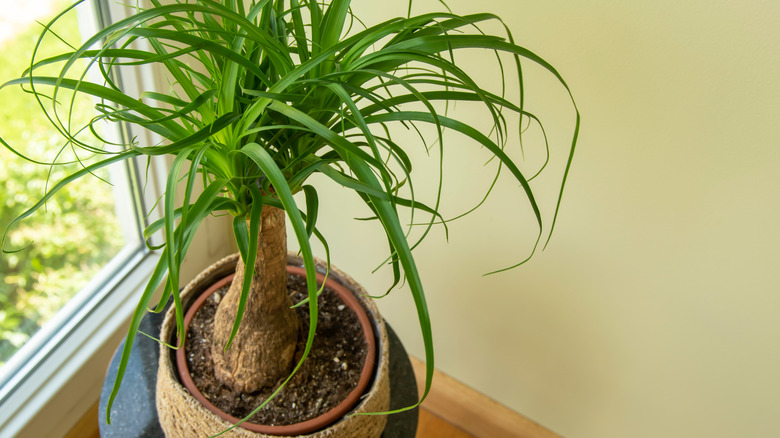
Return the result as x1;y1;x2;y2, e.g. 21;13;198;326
0;0;135;371
0;1;165;435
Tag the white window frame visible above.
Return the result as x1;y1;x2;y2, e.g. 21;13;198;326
0;0;238;433
0;1;167;436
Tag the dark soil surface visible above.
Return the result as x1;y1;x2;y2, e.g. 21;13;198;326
183;273;369;426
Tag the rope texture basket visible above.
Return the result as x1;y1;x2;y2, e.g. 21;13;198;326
156;253;390;437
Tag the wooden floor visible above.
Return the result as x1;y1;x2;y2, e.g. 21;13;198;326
66;357;560;438
418;409;475;438
408;357;561;438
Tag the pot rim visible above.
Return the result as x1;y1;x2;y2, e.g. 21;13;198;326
174;265;377;435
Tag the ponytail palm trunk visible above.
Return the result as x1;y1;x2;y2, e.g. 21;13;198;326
212;206;299;393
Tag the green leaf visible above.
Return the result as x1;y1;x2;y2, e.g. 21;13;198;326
233;216;250;264
106;250;169;424
302;185;318;238
320;0;351;52
163;147;197;353
223;186;263;351
2;76;184;140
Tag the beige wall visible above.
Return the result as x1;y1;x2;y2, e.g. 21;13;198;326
287;1;780;437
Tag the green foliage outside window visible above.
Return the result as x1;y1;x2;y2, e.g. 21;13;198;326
0;3;124;366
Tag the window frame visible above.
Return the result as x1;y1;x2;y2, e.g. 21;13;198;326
0;1;237;433
0;1;166;435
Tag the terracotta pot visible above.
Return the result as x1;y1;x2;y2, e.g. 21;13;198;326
156;253;390;438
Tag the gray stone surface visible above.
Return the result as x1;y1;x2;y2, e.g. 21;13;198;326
99;304;418;437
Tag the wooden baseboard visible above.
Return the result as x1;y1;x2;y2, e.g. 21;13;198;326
409;357;562;438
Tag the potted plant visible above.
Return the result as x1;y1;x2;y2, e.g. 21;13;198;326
1;0;579;436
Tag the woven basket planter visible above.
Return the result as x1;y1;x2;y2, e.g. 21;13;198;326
156;253;390;437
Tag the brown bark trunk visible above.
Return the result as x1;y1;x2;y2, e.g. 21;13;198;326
211;206;300;393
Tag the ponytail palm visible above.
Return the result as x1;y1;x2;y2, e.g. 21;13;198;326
1;0;579;426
